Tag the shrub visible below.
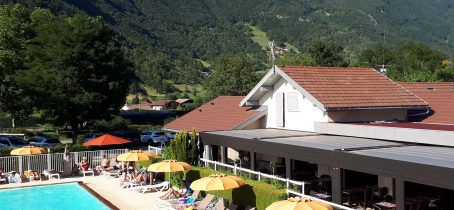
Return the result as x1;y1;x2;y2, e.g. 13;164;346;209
0;147;14;157
76;134;85;145
93;116;130;133
10;128;34;138
127;124;162;133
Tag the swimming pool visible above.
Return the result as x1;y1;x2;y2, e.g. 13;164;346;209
0;183;111;210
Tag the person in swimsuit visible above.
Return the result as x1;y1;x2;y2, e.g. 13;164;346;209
105;162;122;171
127;161;136;180
80;157;90;171
28;169;40;180
160;180;188;199
96;155;109;174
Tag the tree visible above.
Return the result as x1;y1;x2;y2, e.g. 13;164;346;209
307;40;347;67
132;95;139;104
275;53;317;66
188;127;199;166
192;87;197;97
203;54;259;102
0;4;35;126
23;12;130;144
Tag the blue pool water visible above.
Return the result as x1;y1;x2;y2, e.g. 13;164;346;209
0;183;110;210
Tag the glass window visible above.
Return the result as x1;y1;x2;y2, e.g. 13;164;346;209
155;132;165;135
10;138;27;145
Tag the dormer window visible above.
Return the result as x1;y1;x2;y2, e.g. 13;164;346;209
450;87;454;90
425;87;436;91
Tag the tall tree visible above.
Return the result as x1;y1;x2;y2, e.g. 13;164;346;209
307;40;347;67
23;12;130;143
0;4;34;126
203;54;259;102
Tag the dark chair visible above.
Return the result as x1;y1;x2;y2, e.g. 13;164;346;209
385;195;395;202
310;181;319;193
379;187;389;200
363;188;374;209
408;202;419;210
372;195;381;204
373;204;382;210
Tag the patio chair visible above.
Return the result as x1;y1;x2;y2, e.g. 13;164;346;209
43;169;60;180
379;187;389;200
193;194;215;210
362;188;374;209
165;190;200;210
245;205;256;210
419;200;430;210
372;204;382;210
227;204;238;210
385;195;395;202
211;198;229;210
27;170;42;182
79;164;94;177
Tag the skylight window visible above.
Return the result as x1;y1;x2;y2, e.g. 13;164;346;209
425;87;436;91
451;87;454;90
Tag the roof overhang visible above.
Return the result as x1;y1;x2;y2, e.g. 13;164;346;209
325;105;430;112
232;106;268;130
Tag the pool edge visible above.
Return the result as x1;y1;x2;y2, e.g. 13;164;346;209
78;182;120;210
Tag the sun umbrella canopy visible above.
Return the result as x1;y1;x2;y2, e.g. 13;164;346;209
10;146;47;155
266;197;333;210
147;160;192;172
190;174;245;191
117;150;155;161
83;134;131;146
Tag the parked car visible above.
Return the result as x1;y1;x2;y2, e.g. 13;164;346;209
27;136;62;147
0;137;29;148
112;131;140;141
140;130;169;146
0;143;7;148
167;132;176;140
83;133;104;142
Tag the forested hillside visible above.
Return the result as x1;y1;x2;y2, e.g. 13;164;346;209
3;0;454;92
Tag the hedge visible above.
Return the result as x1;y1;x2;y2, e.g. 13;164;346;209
127;125;163;133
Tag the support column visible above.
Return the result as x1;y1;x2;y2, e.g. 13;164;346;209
331;163;341;204
220;146;225;163
285;157;291;179
250;150;255;171
395;173;404;210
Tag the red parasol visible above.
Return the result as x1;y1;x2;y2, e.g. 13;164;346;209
83;134;131;146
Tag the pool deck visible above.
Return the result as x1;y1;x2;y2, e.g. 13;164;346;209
0;175;168;210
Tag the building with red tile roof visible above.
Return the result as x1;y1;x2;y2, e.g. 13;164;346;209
162;96;266;132
399;82;454;124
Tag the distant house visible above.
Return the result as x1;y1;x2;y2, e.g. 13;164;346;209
121;104;153;111
175;99;194;107
150;100;179;110
140;101;152;106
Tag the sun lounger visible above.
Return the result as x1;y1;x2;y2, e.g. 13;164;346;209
43;170;60;180
165;190;200;210
227;204;238;210
211;198;229;210
245;205;256;210
136;181;169;194
193;194;215;210
0;172;7;184
27;170;42;182
8;172;22;184
100;169;121;179
79;165;94;177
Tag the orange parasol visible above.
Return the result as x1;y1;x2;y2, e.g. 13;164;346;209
265;197;333;210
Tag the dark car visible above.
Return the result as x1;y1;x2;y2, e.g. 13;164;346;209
27;136;62;147
0;137;29;148
112;131;140;141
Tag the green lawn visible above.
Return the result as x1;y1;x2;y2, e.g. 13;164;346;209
128;82;205;101
196;59;211;68
245;23;269;49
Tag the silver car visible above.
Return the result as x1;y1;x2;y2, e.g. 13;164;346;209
27;136;62;147
140;130;169;146
0;137;29;148
83;133;104;142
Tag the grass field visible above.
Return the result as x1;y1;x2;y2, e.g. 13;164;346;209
196;59;211;67
245;23;299;52
127;82;205;102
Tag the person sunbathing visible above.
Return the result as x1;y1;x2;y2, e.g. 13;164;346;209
160;180;188;199
29;169;40;180
80;157;90;171
72;164;80;176
96;155;109;174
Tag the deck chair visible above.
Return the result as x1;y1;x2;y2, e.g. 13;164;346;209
43;170;60;180
245;205;256;210
27;170;42;182
79;165;94;177
136;181;169;194
193;194;215;210
227;204;238;210
212;198;229;210
165;190;200;209
0;173;6;184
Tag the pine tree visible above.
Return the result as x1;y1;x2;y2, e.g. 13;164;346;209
189;127;199;165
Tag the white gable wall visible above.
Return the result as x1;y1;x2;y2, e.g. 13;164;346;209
260;78;328;132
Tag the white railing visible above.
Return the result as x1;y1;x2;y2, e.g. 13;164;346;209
287;189;353;210
148;145;164;156
200;158;306;193
0;149;128;174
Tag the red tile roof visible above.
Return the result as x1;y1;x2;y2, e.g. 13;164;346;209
151;100;174;106
140;101;151;106
399;82;454;124
163;96;262;132
277;66;428;109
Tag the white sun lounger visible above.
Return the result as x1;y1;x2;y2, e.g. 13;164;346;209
43;170;60;180
100;170;121;179
28;170;42;182
136;181;169;194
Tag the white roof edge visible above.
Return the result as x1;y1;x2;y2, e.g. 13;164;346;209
232;107;268;130
239;69;276;107
274;66;326;112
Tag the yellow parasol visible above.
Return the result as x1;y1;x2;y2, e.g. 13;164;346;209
190;174;245;209
265;197;333;210
147;160;192;200
10;146;47;155
117;150;155;161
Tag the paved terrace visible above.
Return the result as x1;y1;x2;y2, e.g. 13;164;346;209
0;175;167;210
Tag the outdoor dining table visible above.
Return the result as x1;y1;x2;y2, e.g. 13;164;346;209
312;193;332;201
405;196;439;208
304;177;332;184
375;202;397;209
342;186;380;194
